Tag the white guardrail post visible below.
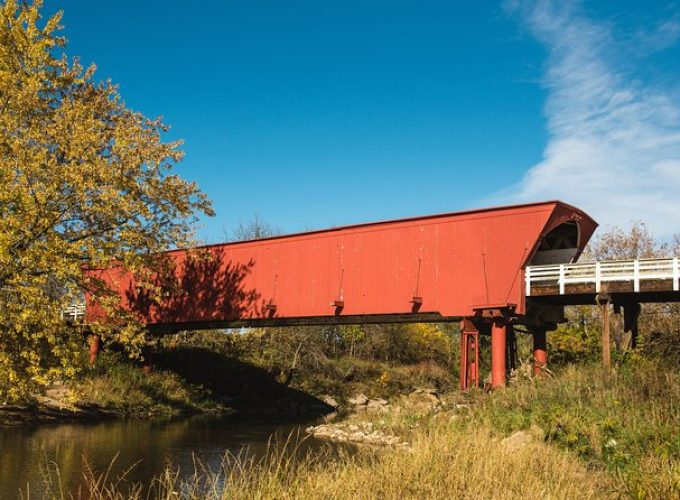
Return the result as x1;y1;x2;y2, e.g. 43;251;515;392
595;261;601;293
559;264;565;295
633;259;640;292
674;257;679;292
525;267;531;297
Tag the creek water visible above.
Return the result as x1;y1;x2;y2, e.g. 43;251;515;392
0;414;340;499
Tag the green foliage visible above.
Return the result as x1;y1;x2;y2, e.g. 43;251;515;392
334;323;456;366
381;323;455;366
548;310;601;364
292;357;455;401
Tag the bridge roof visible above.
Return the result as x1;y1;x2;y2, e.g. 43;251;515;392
171;199;597;252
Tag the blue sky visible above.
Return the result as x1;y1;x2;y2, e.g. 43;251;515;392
44;1;680;240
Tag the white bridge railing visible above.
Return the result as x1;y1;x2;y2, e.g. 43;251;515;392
62;302;86;322
526;257;680;296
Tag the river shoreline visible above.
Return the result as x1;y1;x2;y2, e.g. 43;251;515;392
0;386;437;428
0;402;118;427
0;396;338;427
0;386;340;427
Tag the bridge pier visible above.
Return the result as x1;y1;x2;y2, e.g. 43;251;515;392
88;333;100;366
459;319;480;390
491;318;507;388
532;327;547;375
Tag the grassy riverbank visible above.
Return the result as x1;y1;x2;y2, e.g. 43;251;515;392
72;352;227;418
0;352;226;425
2;341;455;425
78;335;456;419
470;361;680;497
36;361;679;499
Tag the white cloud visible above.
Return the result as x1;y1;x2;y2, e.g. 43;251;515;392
636;18;680;52
503;1;680;238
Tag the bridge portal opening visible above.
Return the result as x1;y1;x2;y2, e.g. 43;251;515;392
529;221;580;266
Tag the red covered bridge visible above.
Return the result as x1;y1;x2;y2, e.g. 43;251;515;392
88;201;599;388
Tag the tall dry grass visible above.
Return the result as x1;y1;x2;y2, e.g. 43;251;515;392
34;422;611;500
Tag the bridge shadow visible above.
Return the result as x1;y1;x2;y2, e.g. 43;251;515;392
155;346;335;418
120;250;329;417
126;248;272;325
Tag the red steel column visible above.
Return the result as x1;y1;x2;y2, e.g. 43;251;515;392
459;319;479;390
459;325;467;390
88;334;100;366
469;332;479;389
533;328;547;375
491;318;507;388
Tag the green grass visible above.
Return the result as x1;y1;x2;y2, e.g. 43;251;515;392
468;360;680;498
72;352;225;417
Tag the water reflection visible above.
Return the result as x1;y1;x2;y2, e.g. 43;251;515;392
0;415;339;499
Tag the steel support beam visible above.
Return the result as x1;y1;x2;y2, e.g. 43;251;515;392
491;318;507;388
532;327;548;375
459;319;479;390
88;333;100;366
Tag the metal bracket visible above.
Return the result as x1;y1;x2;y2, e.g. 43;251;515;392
472;303;517;319
264;300;277;317
595;293;611;306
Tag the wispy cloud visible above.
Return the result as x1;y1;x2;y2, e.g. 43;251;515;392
635;17;680;53
503;1;680;238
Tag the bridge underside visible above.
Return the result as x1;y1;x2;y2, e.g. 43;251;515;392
529;290;680;306
529;275;680;306
147;312;463;335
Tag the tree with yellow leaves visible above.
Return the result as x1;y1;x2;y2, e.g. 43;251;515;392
0;0;213;401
